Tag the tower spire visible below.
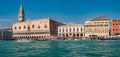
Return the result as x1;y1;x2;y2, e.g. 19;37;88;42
18;4;25;22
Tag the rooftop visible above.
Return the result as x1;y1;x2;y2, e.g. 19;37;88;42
90;16;109;21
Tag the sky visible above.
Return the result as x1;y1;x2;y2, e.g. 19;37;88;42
0;0;120;28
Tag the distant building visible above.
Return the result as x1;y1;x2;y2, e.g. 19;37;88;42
12;4;63;40
112;19;120;35
58;24;84;39
84;16;111;38
0;28;12;40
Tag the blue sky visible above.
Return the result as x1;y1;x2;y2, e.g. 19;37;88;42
0;0;120;28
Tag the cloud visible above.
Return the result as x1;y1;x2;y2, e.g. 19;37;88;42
0;19;14;22
0;19;15;29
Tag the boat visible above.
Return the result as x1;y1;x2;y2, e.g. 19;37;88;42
100;35;120;40
74;39;80;41
14;39;34;42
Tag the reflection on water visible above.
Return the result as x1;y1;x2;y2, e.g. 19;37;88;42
0;40;120;57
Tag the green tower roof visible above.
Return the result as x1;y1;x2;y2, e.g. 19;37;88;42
19;4;24;12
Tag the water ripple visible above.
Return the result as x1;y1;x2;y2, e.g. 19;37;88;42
0;40;120;57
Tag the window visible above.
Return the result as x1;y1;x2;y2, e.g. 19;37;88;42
95;28;96;30
66;34;68;37
73;28;75;32
38;26;40;28
77;28;79;31
19;26;21;29
73;34;75;37
59;29;61;32
15;27;17;30
32;25;34;28
66;29;68;32
116;24;118;25
45;25;47;28
63;29;64;32
69;28;71;32
81;28;82;31
59;34;61;36
63;34;65;37
24;26;26;29
19;16;22;18
28;26;30;30
77;33;79;37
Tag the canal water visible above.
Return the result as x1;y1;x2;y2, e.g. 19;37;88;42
0;40;120;57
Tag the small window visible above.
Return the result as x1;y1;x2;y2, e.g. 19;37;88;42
70;28;71;32
59;34;61;36
28;26;30;29
77;28;79;31
38;26;40;28
24;26;26;29
113;29;114;31
66;29;68;32
59;29;61;32
15;27;17;30
19;26;21;29
73;28;75;31
81;28;82;31
45;25;47;28
32;25;34;28
63;29;64;32
19;16;22;18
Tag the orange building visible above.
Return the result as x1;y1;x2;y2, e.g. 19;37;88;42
112;19;120;35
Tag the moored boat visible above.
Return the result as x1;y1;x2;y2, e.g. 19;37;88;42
100;35;120;40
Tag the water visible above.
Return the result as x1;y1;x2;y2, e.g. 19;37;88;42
0;40;120;57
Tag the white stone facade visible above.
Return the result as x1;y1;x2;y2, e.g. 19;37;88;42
12;4;63;40
58;24;84;38
13;18;63;40
84;17;110;38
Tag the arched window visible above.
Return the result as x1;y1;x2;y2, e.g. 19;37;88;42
81;28;82;31
19;26;21;29
44;25;47;28
77;28;79;31
66;33;68;37
63;34;65;37
38;26;40;28
24;26;26;29
69;28;71;32
80;33;83;37
66;29;68;32
73;28;75;32
28;26;30;30
15;27;17;30
73;34;75;37
77;33;79;37
32;25;34;28
63;29;64;32
59;29;61;32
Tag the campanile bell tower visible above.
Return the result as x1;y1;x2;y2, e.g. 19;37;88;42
18;4;25;22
